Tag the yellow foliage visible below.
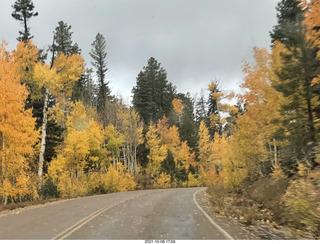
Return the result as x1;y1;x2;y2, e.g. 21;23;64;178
176;141;196;170
0;41;38;203
153;172;171;189
102;164;136;193
172;98;184;115
146;125;167;176
48;101;109;196
156;117;180;154
198;121;213;171
57;173;88;198
105;124;124;158
271;165;286;179
199;167;220;187
186;172;199;187
13;41;38;83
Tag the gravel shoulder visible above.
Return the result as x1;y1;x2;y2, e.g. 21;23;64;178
195;189;293;240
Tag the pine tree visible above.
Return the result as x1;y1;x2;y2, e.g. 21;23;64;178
11;0;38;42
175;93;198;152
53;21;81;56
89;33;111;127
132;57;176;126
207;81;223;137
270;0;320;169
195;89;208;125
270;0;305;47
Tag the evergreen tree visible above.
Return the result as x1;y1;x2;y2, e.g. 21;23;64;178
270;0;305;47
207;81;223;137
176;93;198;152
132;57;175;126
195;89;208;125
11;0;38;42
270;0;320;169
53;21;81;56
89;33;111;127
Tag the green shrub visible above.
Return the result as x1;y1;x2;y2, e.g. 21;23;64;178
40;177;60;199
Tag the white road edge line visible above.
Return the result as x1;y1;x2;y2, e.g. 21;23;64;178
193;189;234;240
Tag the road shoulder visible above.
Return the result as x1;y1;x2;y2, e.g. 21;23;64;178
195;188;292;240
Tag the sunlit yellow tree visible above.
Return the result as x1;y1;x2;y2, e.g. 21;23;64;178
145;124;167;177
0;41;38;204
34;52;84;183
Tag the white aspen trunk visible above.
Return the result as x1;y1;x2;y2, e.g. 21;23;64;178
123;147;127;169
112;156;116;168
134;143;138;176
38;88;50;184
128;144;133;174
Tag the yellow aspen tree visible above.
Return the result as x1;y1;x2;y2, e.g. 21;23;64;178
156;116;180;155
175;141;196;170
172;98;184;124
13;41;38;84
303;0;320;55
105;125;124;167
303;0;320;86
112;103;143;175
153;172;171;189
198;120;213;171
0;41;38;204
34;52;84;183
145;124;167;177
48;101;105;196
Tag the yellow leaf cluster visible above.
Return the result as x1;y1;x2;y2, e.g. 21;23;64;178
0;41;38;201
153;172;171;189
13;41;38;83
34;53;84;99
172;98;184;115
146;125;167;176
102;164;136;193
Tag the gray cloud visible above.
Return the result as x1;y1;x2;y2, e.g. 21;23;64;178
1;0;279;101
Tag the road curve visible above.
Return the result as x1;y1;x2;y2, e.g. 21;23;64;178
0;187;233;240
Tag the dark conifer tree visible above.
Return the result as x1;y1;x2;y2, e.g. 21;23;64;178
176;93;198;152
270;0;320;170
270;0;304;47
11;0;38;42
53;21;81;56
132;57;175;126
90;33;111;127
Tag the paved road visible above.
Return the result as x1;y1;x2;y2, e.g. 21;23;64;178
0;187;234;240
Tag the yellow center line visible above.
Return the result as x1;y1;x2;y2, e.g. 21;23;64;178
51;190;161;240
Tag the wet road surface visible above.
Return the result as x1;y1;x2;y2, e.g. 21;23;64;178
0;187;233;240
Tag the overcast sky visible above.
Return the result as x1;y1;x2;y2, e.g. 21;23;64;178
1;0;279;102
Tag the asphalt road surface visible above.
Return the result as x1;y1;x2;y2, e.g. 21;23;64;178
0;187;235;240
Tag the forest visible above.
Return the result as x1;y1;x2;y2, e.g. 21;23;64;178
0;0;320;239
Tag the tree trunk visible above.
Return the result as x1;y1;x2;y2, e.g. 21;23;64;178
306;85;315;142
38;88;49;184
273;138;278;167
123;147;127;169
23;12;28;41
134;143;138;176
